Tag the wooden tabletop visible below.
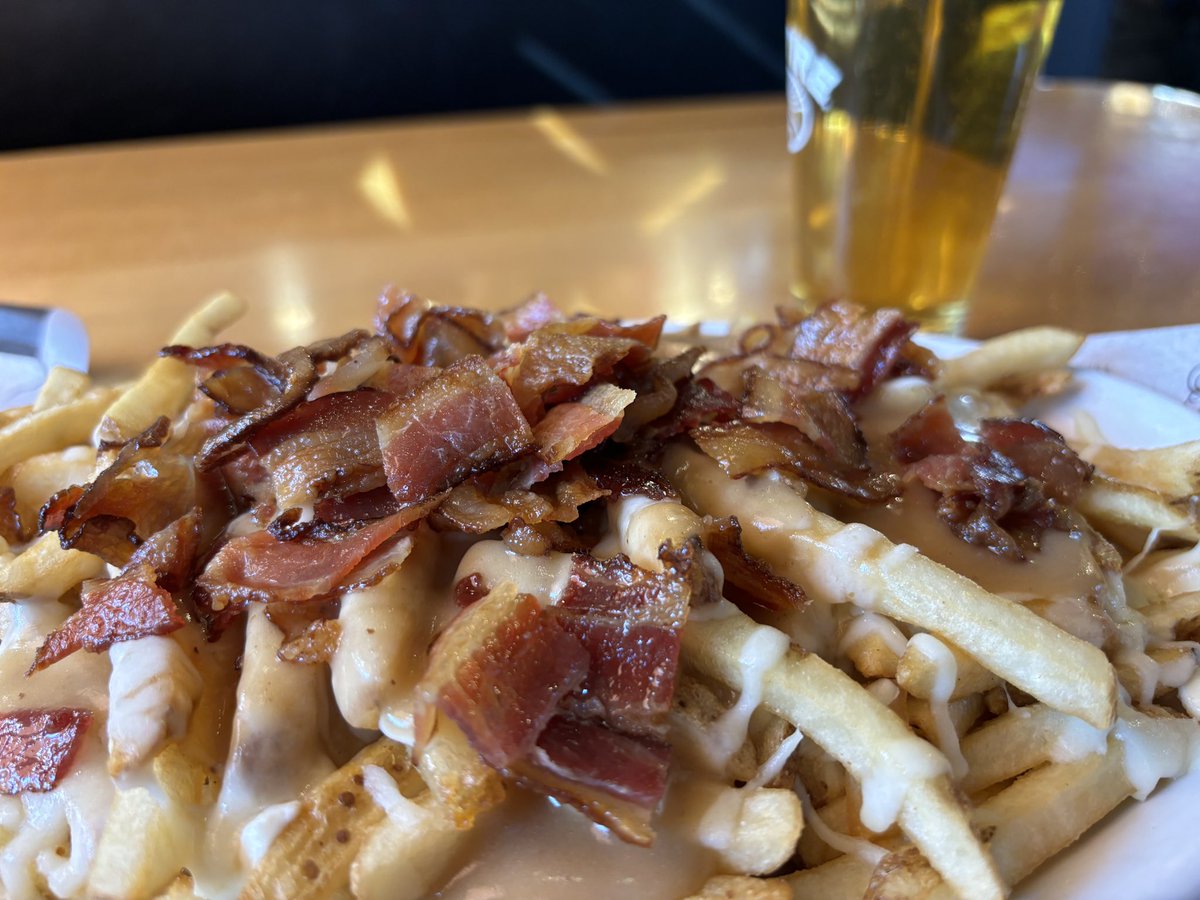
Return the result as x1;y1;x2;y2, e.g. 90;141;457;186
1;80;1198;379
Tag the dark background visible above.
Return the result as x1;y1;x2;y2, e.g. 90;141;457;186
2;0;1197;152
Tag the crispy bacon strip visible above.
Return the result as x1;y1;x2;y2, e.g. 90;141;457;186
44;418;198;567
893;399;1092;560
377;355;534;504
376;288;505;365
700;516;807;613
0;708;93;795
786;300;917;396
501;331;642;418
30;564;187;672
197;512;409;608
420;586;589;768
499;293;565;342
533;384;636;465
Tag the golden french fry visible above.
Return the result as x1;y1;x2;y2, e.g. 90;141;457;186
415;718;505;829
33;366;91;412
905;693;983;749
936;327;1082;390
98;292;246;444
87;787;196;900
843;630;901;680
896;639;998;702
677;783;804;876
349;769;463;900
0;405;31;428
8;445;96;530
786;854;875;900
958;704;1098;796
0;386;118;477
1078;476;1199;546
241;739;415;900
1088;441;1200;500
664;446;1118;731
0;532;106;600
683;874;792;900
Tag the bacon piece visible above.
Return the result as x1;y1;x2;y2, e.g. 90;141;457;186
893;399;1092;560
501;332;642;418
0;709;93;795
45;418;199;567
585;315;666;348
786;300;917;396
612;348;703;442
190;330;369;470
370;363;442;398
309;336;391;400
511;715;670;846
197;512;408;608
376;288;505;366
30;565;187;672
588;460;678;502
312;486;403;525
700;516;807;614
533;384;636;465
640;378;740;446
125;509;204;594
454;572;489;608
0;487;24;544
377;355;534;505
277;619;342;665
699;352;858;399
561;553;689;625
248;389;394;509
432;466;606;536
499;293;565;342
420;586;589;768
692;421;898;502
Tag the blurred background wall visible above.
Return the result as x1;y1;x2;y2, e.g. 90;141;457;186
1;0;1195;151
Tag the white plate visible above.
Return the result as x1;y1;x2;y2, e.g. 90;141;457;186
924;333;1200;900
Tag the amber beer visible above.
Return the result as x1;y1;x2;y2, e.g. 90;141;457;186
788;0;1062;329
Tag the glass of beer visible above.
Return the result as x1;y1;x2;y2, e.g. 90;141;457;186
787;0;1062;330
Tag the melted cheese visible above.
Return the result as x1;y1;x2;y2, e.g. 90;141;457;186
796;782;887;867
1113;708;1200;800
1047;714;1108;764
840;611;909;660
746;728;804;791
238;801;300;870
0;600;113;900
1179;671;1200;720
107;636;203;777
906;634;967;780
858;737;948;833
454;542;574;605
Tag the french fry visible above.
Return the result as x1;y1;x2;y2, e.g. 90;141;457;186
896;639;998;701
0;405;31;429
936;326;1082;390
905;693;983;747
33;366;91;412
241;739;416;900
97;292;246;444
958;704;1101;796
614;490;1003;898
415;718;505;829
8;445;96;530
677;782;804;875
1078;476;1199;546
0;386;118;477
349;766;463;900
786;853;875;900
683;874;791;900
0;532;106;600
663;445;1118;730
330;531;423;730
87;787;196;900
1087;441;1200;500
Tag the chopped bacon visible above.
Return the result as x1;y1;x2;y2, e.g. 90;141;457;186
248;388;394;509
892;399;1092;560
200;366;279;416
371;363;442;398
587;460;678;502
421;587;589;768
432;466;607;535
0;709;93;795
612;348;703;442
501;332;642;419
309;336;391;400
585;315;666;349
640;377;739;445
125;509;204;594
533;384;636;465
375;288;505;366
699;352;858;399
499;293;565;342
786;301;917;396
30;565;187;672
197;512;408;608
45;418;199;567
313;486;403;525
700;516;807;614
561;553;689;626
692;421;898;502
189;330;369;470
511;715;670;845
0;487;24;544
277;619;342;665
454;572;489;608
377;355;534;505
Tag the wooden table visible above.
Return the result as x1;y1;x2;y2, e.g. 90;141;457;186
1;80;1198;379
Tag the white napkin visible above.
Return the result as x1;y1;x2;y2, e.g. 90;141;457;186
1072;325;1200;411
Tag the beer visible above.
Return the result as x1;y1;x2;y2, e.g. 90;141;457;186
787;0;1062;329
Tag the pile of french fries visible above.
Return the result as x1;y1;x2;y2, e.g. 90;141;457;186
0;296;1197;900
